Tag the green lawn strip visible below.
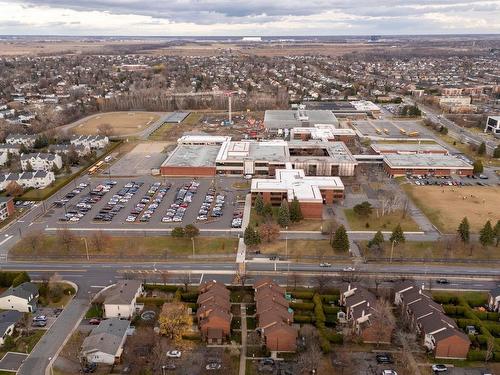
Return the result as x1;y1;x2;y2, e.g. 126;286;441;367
360;240;498;260
10;236;238;259
400;183;446;232
0;330;46;357
344;208;420;232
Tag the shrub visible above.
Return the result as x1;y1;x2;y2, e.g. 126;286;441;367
443;305;465;316
486;312;500;321
136;297;167;307
325;314;337;325
432;294;459;305
290;291;314;300
321;295;339;304
467;350;486;361
313;294;325;325
456;319;477;329
180;292;198;302
144;284;179;293
323;306;340;315
319;334;331;353
290;302;315;311
465;293;488;307
293;315;313;324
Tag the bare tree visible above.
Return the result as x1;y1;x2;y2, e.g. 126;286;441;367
179;272;192;292
289;272;303;290
24;230;43;253
313;274;333;294
89;230;110;252
258;222;280;243
56;227;76;252
297;325;322;375
485;336;495;363
370;298;396;346
5;181;24;197
97;123;114;137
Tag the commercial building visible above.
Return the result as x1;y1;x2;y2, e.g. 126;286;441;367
251;169;344;218
290;124;356;146
484;116;500;138
161;135;357;178
383;154;473;177
0;197;15;222
264;106;338;133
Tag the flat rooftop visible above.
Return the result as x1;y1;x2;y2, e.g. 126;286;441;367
288;141;357;163
162;144;221;168
264;110;338;129
217;140;288;162
303;101;357;111
371;142;448;154
383;154;473;169
251;169;344;203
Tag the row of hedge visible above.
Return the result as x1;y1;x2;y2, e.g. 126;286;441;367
289;290;340;301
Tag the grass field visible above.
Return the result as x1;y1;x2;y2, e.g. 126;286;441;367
258;239;349;260
344;209;420;231
149;112;203;141
249;208;323;231
361;240;499;260
10;235;238;260
74;112;162;136
402;184;499;233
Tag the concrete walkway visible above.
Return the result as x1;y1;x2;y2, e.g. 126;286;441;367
238;304;247;375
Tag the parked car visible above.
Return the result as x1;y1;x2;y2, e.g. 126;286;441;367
82;362;97;373
381;371;397;375
166;350;182;358
89;318;101;325
376;354;394;364
206;363;222;371
32;320;47;327
431;364;448;372
162;363;176;371
33;315;47;322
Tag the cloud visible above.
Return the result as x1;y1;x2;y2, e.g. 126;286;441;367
0;0;499;35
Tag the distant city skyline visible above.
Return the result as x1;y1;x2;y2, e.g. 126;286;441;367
1;0;499;36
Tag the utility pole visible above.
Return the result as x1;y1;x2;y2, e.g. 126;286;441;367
191;237;195;258
390;240;395;263
82;237;89;261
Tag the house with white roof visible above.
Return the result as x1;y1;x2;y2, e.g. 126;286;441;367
21;153;62;171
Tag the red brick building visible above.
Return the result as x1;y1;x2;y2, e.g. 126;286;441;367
0;197;14;222
197;281;232;344
383;154;473;177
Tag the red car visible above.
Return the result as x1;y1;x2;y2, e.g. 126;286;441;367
88;318;101;325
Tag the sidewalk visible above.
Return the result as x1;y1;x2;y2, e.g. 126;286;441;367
239;304;247;375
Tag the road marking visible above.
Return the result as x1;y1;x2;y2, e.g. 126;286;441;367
0;235;13;246
90;285;106;288
18;220;25;223
28;223;33;227
199;273;204;284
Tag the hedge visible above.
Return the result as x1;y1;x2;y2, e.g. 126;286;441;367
319;333;331;353
290;291;314;300
144;284;180;293
325;314;337;325
290;302;315;311
137;297;167;307
321;295;339;304
467;350;487;361
323;306;340;315
432;293;459;305
456;319;477;329
293;315;314;324
443;305;465;316
313;294;326;325
464;294;488;308
181;292;199;302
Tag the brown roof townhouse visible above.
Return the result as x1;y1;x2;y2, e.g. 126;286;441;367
254;278;297;352
197;281;232;344
394;282;470;359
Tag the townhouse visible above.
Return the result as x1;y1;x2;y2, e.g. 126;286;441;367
49;144;90;157
196;281;232;344
254;278;297;352
70;135;109;150
5;134;37;148
394;282;470;359
0;171;55;190
20;153;63;171
339;284;392;344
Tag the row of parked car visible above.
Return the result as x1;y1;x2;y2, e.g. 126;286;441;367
93;181;141;222
162;181;199;223
54;182;89;207
197;188;225;221
231;209;243;228
126;182;170;223
58;182;109;222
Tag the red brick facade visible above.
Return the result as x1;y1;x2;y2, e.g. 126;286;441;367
160;166;216;176
383;164;473;177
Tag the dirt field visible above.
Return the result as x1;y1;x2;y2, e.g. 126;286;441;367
73;112;162;136
403;185;500;233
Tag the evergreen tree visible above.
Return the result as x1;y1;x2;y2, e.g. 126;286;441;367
493;220;500;247
290;196;303;222
262;203;273;218
478;142;486;156
390;224;405;244
254;193;264;215
244;225;260;247
494;145;500;159
368;230;384;249
277;199;291;228
473;160;483;175
331;225;349;252
479;220;494;247
353;201;373;218
12;271;30;287
457;217;470;243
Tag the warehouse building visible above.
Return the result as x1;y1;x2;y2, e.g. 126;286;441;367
251;169;344;218
383;154;473;177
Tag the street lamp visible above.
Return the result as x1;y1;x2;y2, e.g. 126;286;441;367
82;237;89;261
191;237;195;257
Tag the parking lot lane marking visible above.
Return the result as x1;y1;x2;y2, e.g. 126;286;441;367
90;285;106;288
0;235;13;246
199;273;204;284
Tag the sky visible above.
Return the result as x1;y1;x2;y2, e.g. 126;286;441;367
0;0;499;36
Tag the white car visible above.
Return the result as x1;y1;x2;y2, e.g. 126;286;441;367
162;217;173;223
431;364;448;372
381;371;397;375
319;263;331;267
342;266;355;272
126;216;136;222
166;350;181;358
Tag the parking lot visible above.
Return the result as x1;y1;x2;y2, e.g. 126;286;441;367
353;119;429;138
106;142;170;176
407;174;496;187
46;175;248;230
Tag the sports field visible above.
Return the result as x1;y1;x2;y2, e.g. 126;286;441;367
402;184;500;233
74;112;162;136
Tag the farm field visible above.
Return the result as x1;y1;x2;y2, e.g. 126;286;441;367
402;184;500;233
73;111;163;136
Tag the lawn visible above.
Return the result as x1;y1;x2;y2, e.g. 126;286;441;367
149;112;203;141
258;239;349;260
360;240;499;261
344;209;420;231
0;330;45;358
10;235;238;260
401;184;500;233
249;207;323;231
74;112;163;136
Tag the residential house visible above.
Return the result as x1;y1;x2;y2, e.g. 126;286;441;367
21;153;63;171
0;197;15;222
0;153;7;166
0;171;55;190
394;282;470;359
0;310;22;346
101;280;143;319
197;281;232;344
339;284;392;344
5;134;37;148
49;144;90;157
0;282;39;313
81;318;130;365
70;135;109;150
254;278;297;352
488;287;500;312
0;144;22;155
